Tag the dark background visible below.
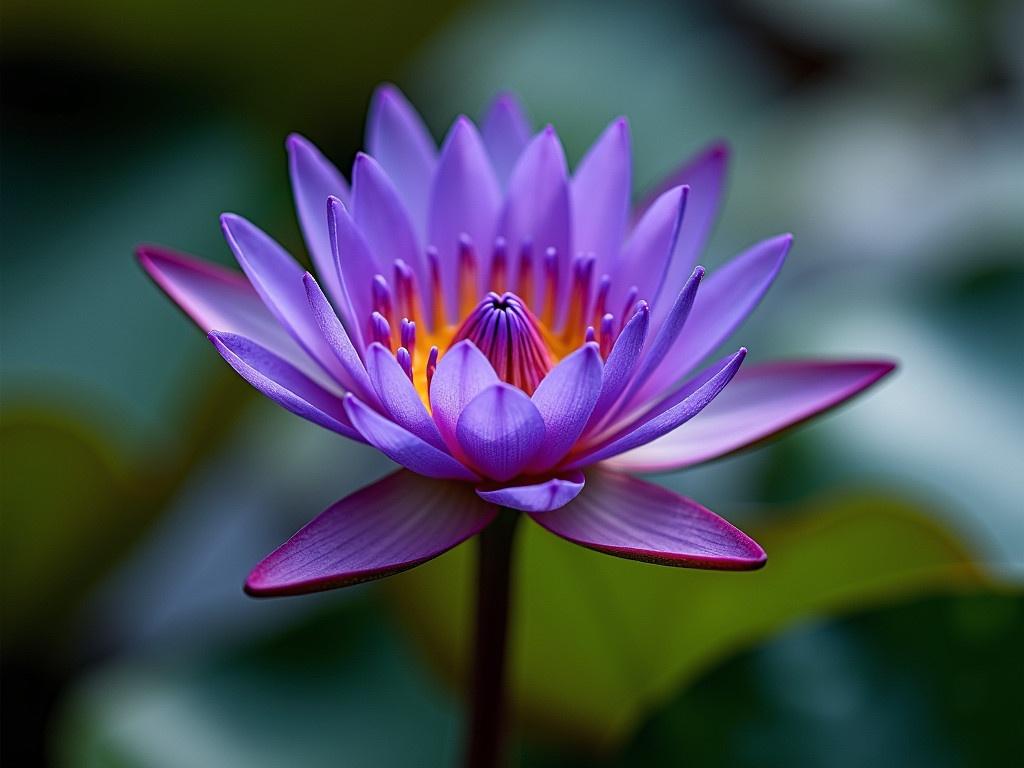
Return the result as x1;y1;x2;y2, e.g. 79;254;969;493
3;0;1022;765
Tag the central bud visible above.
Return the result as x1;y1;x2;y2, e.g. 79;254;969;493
449;292;553;395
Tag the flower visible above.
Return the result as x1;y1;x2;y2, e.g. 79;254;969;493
138;85;894;596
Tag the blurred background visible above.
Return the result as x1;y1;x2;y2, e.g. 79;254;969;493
2;0;1022;765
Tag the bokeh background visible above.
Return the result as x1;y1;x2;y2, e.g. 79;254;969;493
2;0;1023;765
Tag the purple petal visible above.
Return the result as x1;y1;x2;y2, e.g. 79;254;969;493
209;331;361;441
328;196;380;352
366;84;437;237
351;153;429;303
286;134;350;308
497;126;571;310
365;342;446;450
584;303;650;436
527;343;603;473
137;245;328;385
476;471;585;513
611;185;687;315
481;92;532;189
636;234;791;406
607;359;896;472
565;348;746;469
643;141;728;324
302;273;378;404
428;117;502;321
429;340;500;454
456;383;545;482
246;469;496;596
617;265;704;414
529;470;765;570
221;213;355;387
572;117;631;280
345;395;479;481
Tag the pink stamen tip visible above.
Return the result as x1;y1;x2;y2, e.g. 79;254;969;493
585;326;596;344
599;313;615;358
542;247;559;324
400;318;416;362
426;346;439;391
396;347;413;380
371;311;392;350
372;274;393;322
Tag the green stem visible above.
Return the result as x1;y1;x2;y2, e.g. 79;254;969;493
463;509;520;768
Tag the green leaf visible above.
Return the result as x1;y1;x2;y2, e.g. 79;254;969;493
386;493;986;750
0;411;147;646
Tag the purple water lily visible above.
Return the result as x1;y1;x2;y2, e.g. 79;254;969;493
140;85;892;593
140;85;893;765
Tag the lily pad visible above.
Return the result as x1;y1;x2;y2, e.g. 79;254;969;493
386;493;986;749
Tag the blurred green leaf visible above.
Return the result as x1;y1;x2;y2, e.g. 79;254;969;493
0;411;145;645
387;493;986;750
55;600;459;768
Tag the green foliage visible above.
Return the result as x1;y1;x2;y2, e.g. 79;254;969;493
387;494;986;749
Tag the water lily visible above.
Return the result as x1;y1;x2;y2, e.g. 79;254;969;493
139;84;892;766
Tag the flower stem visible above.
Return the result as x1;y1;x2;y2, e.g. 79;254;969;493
464;509;520;768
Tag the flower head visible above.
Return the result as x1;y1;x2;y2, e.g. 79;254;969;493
139;85;894;596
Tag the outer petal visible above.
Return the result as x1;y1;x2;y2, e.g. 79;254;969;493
616;265;704;414
365;342;446;450
428;117;502;321
366;84;437;237
429;340;500;453
351;153;429;298
481;92;532;189
611;186;687;316
565;348;746;468
221;213;351;387
607;360;897;472
137;245;330;387
209;331;361;442
572;117;631;280
286;134;350;307
644;142;729;325
328;196;379;352
245;469;496;596
456;383;545;482
529;470;765;570
476;471;585;513
498;126;571;304
344;395;479;482
585;302;650;434
303;273;377;404
635;234;791;406
527;343;603;472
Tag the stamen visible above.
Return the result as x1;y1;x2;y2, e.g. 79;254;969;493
490;236;508;292
457;233;478;319
426;246;445;330
541;247;559;326
393;259;418;323
584;326;596;344
449;292;553;395
515;239;534;305
561;254;595;342
371;311;392;350
426;346;439;391
371;274;393;325
400;319;416;365
599;313;615;358
396;347;413;380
